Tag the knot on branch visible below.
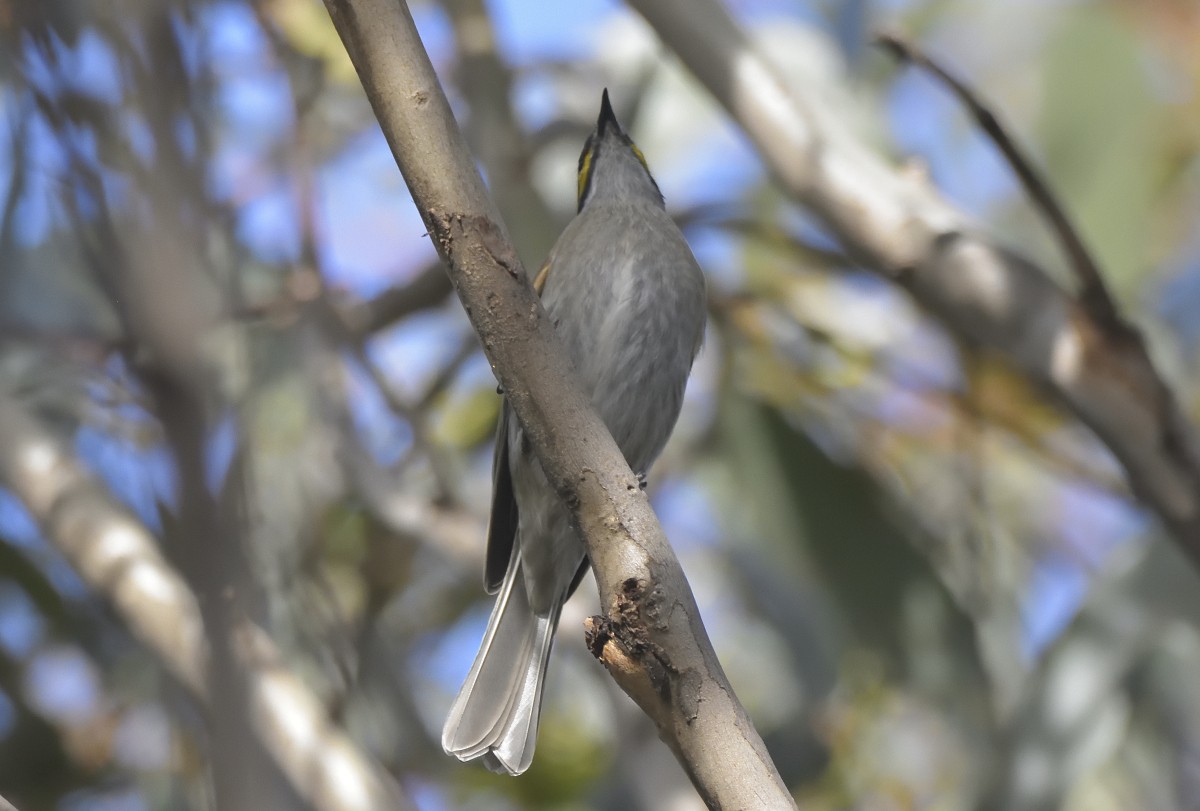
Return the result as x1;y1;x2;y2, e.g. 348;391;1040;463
585;578;677;710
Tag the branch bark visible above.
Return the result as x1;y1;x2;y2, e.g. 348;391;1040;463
625;0;1200;565
320;0;796;807
0;393;416;811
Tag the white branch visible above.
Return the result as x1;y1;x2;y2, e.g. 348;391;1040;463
0;394;414;811
627;0;1200;561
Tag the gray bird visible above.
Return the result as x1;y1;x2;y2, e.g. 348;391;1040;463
442;89;707;775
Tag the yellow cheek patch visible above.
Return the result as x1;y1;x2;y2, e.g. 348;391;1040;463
577;149;594;203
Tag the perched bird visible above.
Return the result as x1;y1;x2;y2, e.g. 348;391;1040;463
442;89;707;775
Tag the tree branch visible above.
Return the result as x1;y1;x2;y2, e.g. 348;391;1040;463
320;0;796;807
0;393;416;811
339;262;453;337
874;32;1124;337
624;0;1200;567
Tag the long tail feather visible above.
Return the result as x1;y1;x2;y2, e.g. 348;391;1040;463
442;551;558;775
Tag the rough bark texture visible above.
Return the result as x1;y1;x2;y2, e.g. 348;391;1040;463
627;0;1200;564
321;0;797;807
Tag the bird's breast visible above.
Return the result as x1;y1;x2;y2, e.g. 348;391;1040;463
540;205;706;470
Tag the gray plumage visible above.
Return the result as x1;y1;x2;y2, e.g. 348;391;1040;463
442;90;707;775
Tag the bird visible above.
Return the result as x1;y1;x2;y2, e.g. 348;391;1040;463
442;89;707;775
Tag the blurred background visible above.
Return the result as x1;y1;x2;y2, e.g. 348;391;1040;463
1;0;1199;808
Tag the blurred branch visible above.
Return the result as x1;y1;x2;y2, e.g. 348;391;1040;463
339;261;454;336
62;12;293;807
875;33;1122;334
695;214;852;269
0;97;30;264
984;534;1200;810
287;50;462;503
983;565;1158;809
625;0;1200;568
412;331;478;413
152;384;299;810
439;0;562;267
315;293;461;502
0;392;417;811
338;421;484;566
10;6;419;804
320;0;796;806
714;295;1132;502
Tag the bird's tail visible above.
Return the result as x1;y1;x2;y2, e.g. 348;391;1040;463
442;552;558;775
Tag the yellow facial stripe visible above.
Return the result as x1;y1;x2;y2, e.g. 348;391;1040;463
577;148;594;203
630;143;649;172
532;259;551;295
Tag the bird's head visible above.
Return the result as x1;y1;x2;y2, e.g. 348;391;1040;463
576;89;664;212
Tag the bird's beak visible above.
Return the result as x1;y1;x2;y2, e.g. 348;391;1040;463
597;88;620;136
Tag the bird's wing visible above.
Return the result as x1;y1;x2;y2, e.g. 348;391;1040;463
484;401;517;593
483;257;553;593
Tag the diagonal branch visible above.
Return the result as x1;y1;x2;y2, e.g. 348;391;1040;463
0;392;416;811
624;0;1200;568
320;0;796;807
874;32;1123;337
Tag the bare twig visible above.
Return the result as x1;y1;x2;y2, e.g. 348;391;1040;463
321;0;796;806
874;32;1124;337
